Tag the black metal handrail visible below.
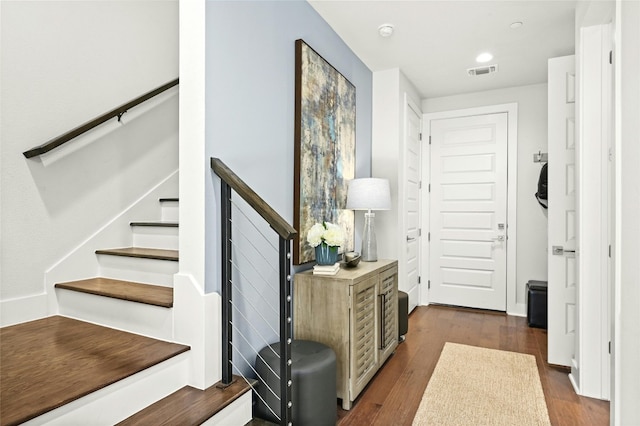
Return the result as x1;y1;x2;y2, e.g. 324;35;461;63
23;78;179;158
212;157;295;425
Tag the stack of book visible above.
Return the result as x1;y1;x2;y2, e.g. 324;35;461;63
313;263;340;276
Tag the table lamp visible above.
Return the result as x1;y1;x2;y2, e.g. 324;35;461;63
346;178;391;262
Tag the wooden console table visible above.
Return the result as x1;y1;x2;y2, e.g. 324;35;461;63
293;259;398;410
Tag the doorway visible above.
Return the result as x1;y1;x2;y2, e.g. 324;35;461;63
421;104;518;313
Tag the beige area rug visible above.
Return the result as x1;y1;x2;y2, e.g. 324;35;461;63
412;343;551;426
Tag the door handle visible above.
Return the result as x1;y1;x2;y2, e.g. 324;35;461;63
552;246;576;256
406;236;416;241
492;235;505;242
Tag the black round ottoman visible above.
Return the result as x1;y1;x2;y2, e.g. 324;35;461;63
254;339;336;425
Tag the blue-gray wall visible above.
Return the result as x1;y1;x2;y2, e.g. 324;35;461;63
205;0;373;291
204;1;372;381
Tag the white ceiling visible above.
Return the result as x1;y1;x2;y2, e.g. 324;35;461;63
309;0;576;99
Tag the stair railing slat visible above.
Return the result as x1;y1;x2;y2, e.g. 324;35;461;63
279;236;293;425
220;179;233;386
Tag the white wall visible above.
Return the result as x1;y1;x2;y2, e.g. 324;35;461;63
614;0;640;423
422;84;548;307
0;1;179;322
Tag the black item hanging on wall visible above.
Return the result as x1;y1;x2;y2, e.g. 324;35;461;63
535;163;548;209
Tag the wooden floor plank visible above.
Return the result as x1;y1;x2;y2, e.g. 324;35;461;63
337;305;610;426
117;377;251;426
55;277;173;308
95;247;178;261
0;316;189;425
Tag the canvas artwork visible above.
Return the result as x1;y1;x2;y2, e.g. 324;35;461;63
294;39;356;265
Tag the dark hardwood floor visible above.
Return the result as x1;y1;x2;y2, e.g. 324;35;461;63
0;316;189;426
337;305;610;426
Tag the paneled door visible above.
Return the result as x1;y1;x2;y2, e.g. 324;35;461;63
547;55;576;368
429;113;508;311
403;100;422;312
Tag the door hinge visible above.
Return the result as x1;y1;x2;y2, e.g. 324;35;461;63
609;245;612;258
419;133;423;141
428;232;431;241
609;341;611;354
429;135;432;145
428;183;431;193
418;276;421;284
609;50;613;65
419;181;422;189
428;280;431;289
418;228;422;237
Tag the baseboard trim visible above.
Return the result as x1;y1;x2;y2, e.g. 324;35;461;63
0;293;47;327
507;302;527;318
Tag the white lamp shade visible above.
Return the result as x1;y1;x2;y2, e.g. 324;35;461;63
346;178;391;211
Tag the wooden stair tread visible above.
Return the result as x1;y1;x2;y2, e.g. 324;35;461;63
0;316;190;426
55;277;173;308
96;247;178;261
117;376;252;426
159;197;178;202
130;221;178;227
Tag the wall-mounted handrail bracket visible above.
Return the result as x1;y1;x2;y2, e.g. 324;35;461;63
117;111;128;122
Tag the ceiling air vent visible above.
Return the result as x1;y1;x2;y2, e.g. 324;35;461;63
467;64;499;76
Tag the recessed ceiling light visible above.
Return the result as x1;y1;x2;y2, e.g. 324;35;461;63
378;24;394;38
476;52;493;63
510;21;523;29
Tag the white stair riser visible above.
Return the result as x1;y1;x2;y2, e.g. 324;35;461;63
23;352;189;426
202;391;252;425
98;255;177;287
56;289;173;340
161;201;179;221
132;226;179;250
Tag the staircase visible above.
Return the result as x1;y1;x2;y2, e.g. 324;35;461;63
0;196;252;425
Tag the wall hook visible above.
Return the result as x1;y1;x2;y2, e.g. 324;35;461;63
533;150;548;163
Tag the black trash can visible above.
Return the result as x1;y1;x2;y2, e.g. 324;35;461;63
526;280;548;329
398;291;409;341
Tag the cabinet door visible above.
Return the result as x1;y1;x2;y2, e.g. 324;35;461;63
349;277;378;400
379;267;398;364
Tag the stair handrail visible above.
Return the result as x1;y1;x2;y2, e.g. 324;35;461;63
211;158;297;240
23;78;179;159
211;157;295;425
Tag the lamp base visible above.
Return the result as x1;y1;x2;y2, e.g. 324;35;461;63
361;212;377;262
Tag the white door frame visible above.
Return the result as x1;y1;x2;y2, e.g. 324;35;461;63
421;103;520;315
574;23;612;400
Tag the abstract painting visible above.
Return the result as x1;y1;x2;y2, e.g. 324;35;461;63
293;39;355;265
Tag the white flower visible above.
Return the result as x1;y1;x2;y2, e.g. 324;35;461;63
306;221;344;248
306;223;325;247
323;222;343;247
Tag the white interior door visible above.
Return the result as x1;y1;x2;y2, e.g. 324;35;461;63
429;113;508;311
404;100;421;312
548;55;576;368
